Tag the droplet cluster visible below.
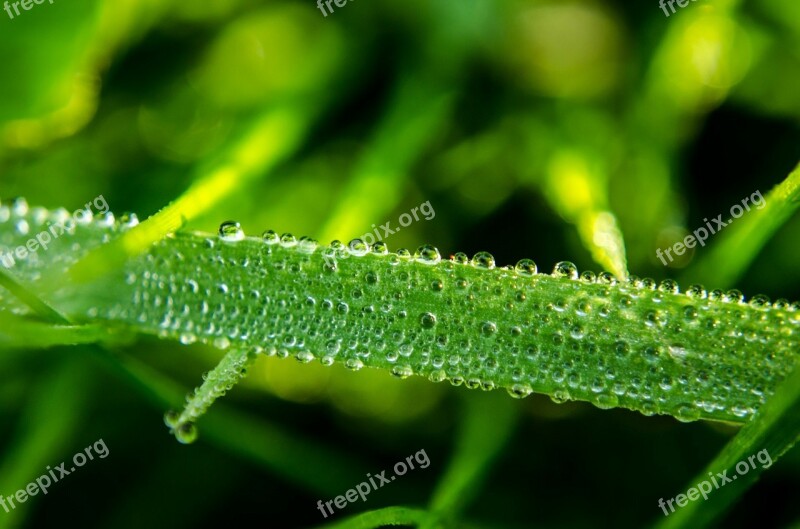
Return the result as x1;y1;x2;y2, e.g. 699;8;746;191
1;204;797;425
97;224;799;424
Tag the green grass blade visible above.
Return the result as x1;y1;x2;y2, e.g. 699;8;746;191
99;351;371;496
653;360;800;529
3;204;799;429
421;392;517;529
67;229;798;426
0;360;87;529
0;312;113;350
163;347;256;444
313;506;430;529
0;268;68;324
318;76;453;243
682;162;800;288
544;150;629;279
55;104;315;288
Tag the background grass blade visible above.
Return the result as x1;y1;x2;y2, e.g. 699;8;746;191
653;360;800;529
421;392;518;529
682;162;800;288
313;506;430;529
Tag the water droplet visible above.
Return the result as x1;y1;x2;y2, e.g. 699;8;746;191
11;197;29;216
552;261;578;279
415;245;441;265
428;370;446;383
471;251;495;269
773;298;791;309
420;312;437;329
371;241;389;255
686;285;707;298
580;271;596;283
749;294;771;308
163;410;180;428
658;279;679;294
213;337;231;349
296;351;315;363
508;384;532;399
176;422;198;444
262;230;280;244
219;221;244;241
298;236;318;253
119;212;139;228
515;259;537;276
348;239;369;256
598;272;617;285
725;289;744;303
675;404;701;422
280;233;297;247
481;321;497;336
391;365;414;379
452;252;469;264
345;358;364;371
594;393;618;409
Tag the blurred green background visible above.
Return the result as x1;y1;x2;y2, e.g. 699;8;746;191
0;0;798;527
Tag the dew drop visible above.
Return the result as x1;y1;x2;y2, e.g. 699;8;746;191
262;230;280;245
420;312;437;329
345;358;364;371
280;233;297;247
415;245;441;265
428;370;446;383
348;239;369;256
471;251;495;270
514;259;537;276
295;351;315;363
298;236;318;253
219;221;244;241
391;365;414;379
175;422;198;444
552;261;578;280
749;294;771;308
593;393;619;409
658;279;679;294
508;384;533;399
686;285;707;298
371;241;389;255
481;321;497;336
674;404;701;422
452;252;469;264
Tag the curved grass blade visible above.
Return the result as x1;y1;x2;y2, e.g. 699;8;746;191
421;392;517;529
682;162;800;289
653;360;800;529
164;347;257;444
312;506;430;529
0;360;87;529
544;150;629;280
101;351;372;496
53;104;316;288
